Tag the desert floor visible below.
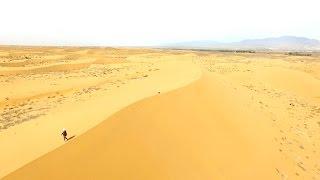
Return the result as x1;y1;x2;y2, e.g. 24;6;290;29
1;47;320;179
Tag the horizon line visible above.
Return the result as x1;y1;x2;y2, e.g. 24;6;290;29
0;35;319;48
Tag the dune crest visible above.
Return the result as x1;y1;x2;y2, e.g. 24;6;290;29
4;73;282;179
2;48;320;179
0;47;201;178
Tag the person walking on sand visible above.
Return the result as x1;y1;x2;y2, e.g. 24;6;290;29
61;128;68;141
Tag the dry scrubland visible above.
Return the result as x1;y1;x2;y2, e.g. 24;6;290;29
1;47;320;179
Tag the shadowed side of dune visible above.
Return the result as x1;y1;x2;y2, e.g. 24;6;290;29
5;74;280;180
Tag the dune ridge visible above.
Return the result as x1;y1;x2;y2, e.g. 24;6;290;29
2;48;320;179
4;73;282;179
0;47;201;178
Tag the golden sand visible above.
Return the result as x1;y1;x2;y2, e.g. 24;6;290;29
1;47;320;179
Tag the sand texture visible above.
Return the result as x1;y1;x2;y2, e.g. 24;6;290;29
1;47;320;179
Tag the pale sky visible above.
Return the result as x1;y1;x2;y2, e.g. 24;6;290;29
0;0;319;46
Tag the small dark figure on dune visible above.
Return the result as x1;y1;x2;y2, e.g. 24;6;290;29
61;128;68;141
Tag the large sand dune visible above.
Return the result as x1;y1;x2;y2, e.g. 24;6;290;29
0;47;201;178
4;73;283;179
1;48;320;179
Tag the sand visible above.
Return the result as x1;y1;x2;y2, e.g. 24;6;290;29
0;47;201;178
1;48;320;179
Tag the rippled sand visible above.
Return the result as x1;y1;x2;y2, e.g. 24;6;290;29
1;47;320;179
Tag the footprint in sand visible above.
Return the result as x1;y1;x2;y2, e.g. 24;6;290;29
297;162;307;171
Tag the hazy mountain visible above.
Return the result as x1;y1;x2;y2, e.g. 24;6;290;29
163;36;320;51
232;36;320;50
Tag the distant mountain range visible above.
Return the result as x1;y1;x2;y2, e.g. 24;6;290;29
163;36;320;51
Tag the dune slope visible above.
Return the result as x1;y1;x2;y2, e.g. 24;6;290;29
5;73;283;179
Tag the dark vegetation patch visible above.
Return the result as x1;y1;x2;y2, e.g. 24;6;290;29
286;52;312;56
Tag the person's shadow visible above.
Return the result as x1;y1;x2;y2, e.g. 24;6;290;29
67;135;76;141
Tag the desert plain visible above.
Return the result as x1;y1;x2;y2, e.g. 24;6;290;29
1;46;320;179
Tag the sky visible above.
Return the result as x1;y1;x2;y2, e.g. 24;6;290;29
0;0;319;46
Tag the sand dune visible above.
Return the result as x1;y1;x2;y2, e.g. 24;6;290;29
1;48;320;179
0;59;94;76
4;73;281;179
0;47;201;178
